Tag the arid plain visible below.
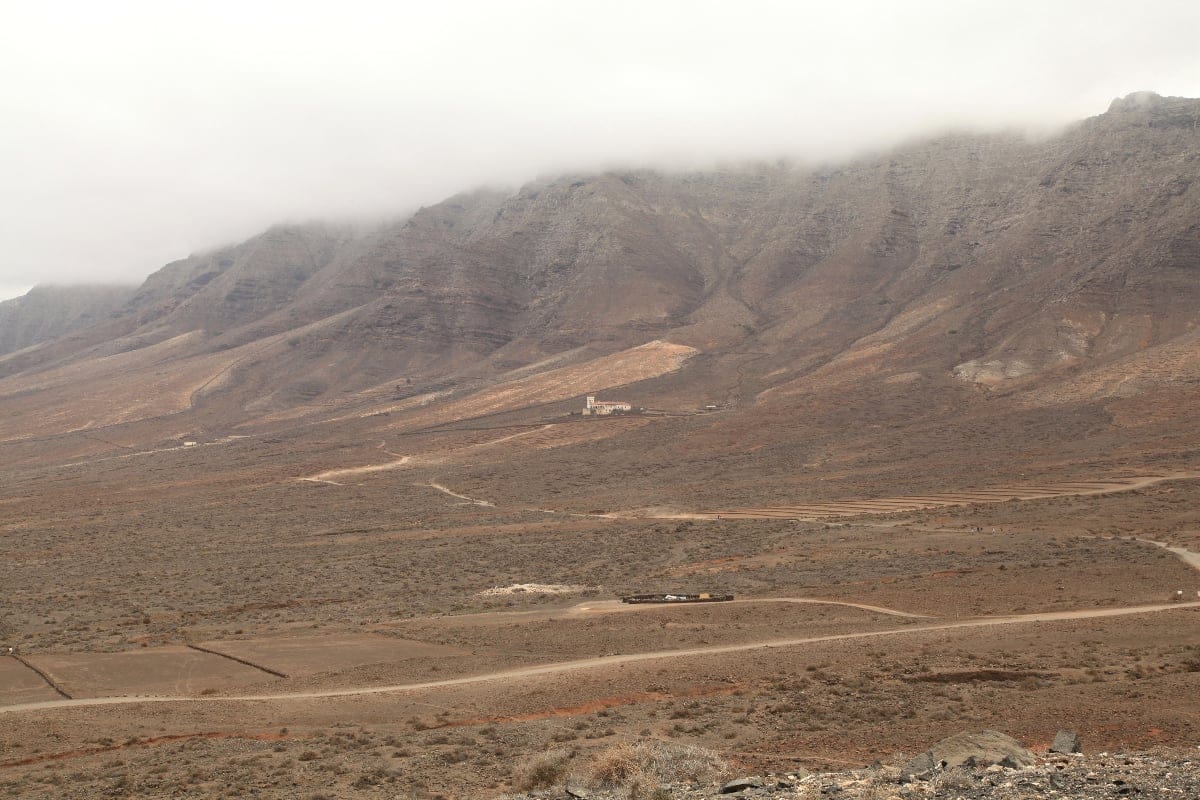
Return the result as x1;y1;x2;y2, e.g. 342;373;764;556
3;373;1199;797
3;94;1200;797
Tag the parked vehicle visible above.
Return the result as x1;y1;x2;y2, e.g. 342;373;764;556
620;593;734;604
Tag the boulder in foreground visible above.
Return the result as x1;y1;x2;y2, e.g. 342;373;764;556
1050;729;1083;754
903;730;1035;776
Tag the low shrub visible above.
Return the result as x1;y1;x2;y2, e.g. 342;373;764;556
514;748;572;790
589;740;726;798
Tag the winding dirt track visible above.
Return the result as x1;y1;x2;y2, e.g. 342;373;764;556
1160;545;1200;571
376;473;1200;522
4;601;1196;717
704;474;1199;520
301;455;411;485
425;482;494;506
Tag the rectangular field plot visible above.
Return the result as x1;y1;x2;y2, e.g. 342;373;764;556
28;646;270;698
0;657;61;706
199;633;467;677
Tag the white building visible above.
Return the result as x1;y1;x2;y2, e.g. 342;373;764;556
583;395;632;415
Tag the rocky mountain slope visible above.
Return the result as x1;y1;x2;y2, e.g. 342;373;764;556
0;284;136;356
1;92;1198;500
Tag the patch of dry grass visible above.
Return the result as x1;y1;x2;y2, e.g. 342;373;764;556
513;748;573;790
589;740;726;798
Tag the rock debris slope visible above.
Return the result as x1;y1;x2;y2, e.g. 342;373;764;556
509;733;1200;800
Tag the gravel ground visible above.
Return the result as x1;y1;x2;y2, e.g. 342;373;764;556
514;749;1200;800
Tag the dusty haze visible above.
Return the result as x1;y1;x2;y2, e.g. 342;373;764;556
2;0;1199;299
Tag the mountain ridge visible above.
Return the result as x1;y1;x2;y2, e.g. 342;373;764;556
1;91;1198;503
0;284;137;357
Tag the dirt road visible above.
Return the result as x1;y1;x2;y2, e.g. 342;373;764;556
380;473;1200;523
1168;546;1200;571
1142;539;1200;574
571;597;933;619
700;472;1200;522
425;482;494;506
702;473;1200;521
4;600;1195;716
301;455;411;485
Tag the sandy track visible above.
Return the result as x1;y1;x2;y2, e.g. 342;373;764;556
412;474;1200;524
425;482;494;506
1167;546;1200;571
4;601;1196;716
1141;539;1200;574
301;455;411;485
705;474;1199;520
571;597;932;619
297;420;642;489
295;426;564;487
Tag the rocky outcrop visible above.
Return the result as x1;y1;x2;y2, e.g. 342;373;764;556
511;748;1200;800
1050;730;1083;755
902;730;1036;776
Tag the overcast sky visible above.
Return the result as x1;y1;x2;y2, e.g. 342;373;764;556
2;1;1199;301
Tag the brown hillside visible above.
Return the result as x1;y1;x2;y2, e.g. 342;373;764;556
1;92;1198;504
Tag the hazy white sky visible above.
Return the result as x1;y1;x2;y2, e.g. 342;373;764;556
2;0;1199;300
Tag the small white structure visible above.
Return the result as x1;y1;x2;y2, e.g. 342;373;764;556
583;395;631;416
